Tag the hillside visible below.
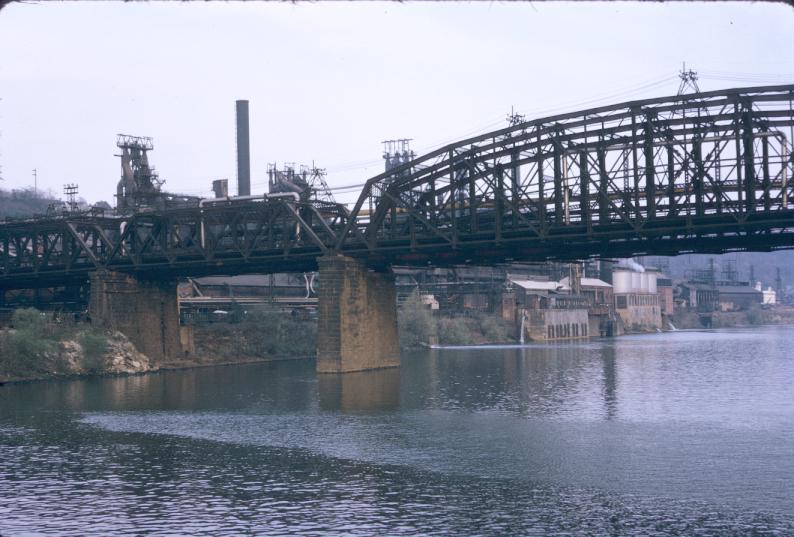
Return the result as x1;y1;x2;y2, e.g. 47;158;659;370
0;187;62;218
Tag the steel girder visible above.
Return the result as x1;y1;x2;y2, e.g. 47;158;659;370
1;85;794;289
332;84;794;264
0;200;347;289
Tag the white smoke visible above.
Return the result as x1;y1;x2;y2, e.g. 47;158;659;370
616;258;645;273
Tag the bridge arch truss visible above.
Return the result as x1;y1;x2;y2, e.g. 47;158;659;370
338;84;794;265
1;84;794;288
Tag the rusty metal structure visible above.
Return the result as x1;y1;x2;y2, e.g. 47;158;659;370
1;84;794;290
268;163;335;204
115;134;200;212
115;134;163;210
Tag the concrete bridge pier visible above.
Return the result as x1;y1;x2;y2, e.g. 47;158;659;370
88;270;181;362
316;255;400;373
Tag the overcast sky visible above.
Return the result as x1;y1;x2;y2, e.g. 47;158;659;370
1;2;793;205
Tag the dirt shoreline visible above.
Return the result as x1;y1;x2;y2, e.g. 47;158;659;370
0;353;312;386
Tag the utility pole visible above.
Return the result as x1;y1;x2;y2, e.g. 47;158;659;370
63;183;78;212
32;168;37;195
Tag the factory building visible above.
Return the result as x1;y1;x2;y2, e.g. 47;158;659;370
612;262;662;331
560;276;618;337
717;285;763;311
657;276;675;317
510;278;590;342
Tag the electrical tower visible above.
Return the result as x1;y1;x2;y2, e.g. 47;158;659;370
677;62;701;95
63;183;79;212
507;106;525;127
721;259;738;283
306;164;335;204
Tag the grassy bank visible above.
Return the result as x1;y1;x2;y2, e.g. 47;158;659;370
398;291;515;348
671;305;794;330
190;308;317;363
0;308;153;382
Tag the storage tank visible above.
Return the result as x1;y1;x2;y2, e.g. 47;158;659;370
631;271;642;292
647;271;658;294
612;269;632;294
640;272;650;293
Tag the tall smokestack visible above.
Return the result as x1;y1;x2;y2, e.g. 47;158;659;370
235;100;251;196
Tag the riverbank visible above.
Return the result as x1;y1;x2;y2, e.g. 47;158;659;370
0;309;156;384
0;308;316;384
5;303;794;384
671;305;794;329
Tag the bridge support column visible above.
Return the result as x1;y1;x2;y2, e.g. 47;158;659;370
88;270;181;362
316;255;400;373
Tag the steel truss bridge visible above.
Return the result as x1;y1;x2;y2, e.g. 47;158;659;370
2;84;794;290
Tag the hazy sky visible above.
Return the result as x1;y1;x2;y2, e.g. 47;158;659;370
1;2;793;205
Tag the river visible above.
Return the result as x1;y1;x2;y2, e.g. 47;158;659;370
1;326;793;535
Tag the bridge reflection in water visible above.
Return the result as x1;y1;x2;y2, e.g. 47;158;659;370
318;368;401;412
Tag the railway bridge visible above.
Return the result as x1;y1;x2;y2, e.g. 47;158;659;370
2;84;794;371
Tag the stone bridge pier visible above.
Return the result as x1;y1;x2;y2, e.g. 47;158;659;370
316;255;400;373
88;270;181;362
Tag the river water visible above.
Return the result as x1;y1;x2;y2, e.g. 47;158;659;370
1;326;794;535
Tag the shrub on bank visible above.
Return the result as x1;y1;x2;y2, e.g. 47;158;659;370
746;305;771;326
478;315;511;343
193;308;318;359
0;308;115;378
79;330;109;372
245;308;317;357
398;291;436;348
1;308;57;375
437;317;475;346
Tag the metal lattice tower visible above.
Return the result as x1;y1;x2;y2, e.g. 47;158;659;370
507;106;526;127
721;259;738;282
677;62;701;95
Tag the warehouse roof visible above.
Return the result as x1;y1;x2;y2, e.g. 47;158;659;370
559;276;612;288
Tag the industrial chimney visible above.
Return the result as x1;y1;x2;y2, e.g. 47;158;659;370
235;100;251;196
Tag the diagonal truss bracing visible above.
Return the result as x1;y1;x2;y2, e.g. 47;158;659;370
1;84;794;289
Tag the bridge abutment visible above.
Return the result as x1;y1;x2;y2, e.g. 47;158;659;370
316;255;400;373
89;270;181;362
